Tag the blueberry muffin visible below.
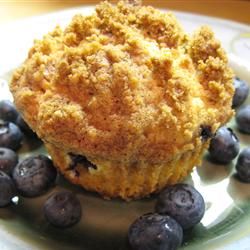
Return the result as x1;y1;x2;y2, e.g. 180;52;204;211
10;1;234;200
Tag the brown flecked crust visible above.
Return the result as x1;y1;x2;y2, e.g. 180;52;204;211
10;1;234;199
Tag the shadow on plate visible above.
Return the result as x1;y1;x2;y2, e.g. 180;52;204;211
8;175;156;250
227;174;250;202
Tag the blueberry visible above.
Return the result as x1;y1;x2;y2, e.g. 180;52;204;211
200;125;213;142
0;171;16;207
68;153;97;170
232;78;249;108
208;127;240;164
0;121;23;150
128;213;183;250
0;100;19;123
236;148;250;182
15;115;36;137
12;155;57;197
0;147;18;175
155;184;205;230
44;191;82;228
236;105;250;134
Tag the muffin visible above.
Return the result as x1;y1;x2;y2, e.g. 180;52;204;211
10;0;234;200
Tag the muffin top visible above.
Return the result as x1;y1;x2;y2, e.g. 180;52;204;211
11;0;234;163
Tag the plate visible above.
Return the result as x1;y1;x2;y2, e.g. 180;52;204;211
1;4;250;250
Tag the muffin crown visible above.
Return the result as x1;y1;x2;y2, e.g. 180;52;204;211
11;1;234;163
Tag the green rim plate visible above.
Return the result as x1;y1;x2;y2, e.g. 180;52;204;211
0;5;250;250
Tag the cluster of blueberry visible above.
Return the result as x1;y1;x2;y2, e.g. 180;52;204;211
127;77;250;250
128;184;205;250
209;77;250;182
233;77;250;135
0;100;82;228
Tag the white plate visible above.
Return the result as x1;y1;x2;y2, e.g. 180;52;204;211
0;5;250;250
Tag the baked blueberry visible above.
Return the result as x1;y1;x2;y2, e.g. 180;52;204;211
12;155;57;197
232;78;249;108
15;115;36;137
68;153;97;170
0;171;16;207
0;100;19;123
236;148;250;182
236;105;250;134
208;127;240;164
0;121;23;150
44;191;82;228
200;125;213;142
155;184;205;230
0;147;18;175
128;213;183;250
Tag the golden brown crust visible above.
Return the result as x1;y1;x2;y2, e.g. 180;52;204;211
11;1;234;166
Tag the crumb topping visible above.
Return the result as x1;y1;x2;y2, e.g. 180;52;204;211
11;1;234;163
